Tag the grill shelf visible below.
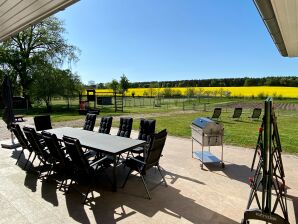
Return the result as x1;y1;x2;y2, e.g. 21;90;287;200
191;117;224;169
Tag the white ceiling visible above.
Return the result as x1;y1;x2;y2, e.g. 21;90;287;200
271;0;298;57
0;0;79;42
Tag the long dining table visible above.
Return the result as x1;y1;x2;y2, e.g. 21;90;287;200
44;127;146;192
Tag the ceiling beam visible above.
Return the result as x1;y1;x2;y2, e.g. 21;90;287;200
253;0;288;57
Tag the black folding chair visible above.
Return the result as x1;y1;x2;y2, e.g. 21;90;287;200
117;117;133;138
249;108;262;120
41;131;72;186
122;129;168;199
23;127;53;177
83;113;97;131
34;115;52;131
11;123;35;169
63;136;110;204
210;108;222;121
231;107;242;120
131;118;156;155
98;116;113;134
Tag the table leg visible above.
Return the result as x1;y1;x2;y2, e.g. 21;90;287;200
112;154;117;192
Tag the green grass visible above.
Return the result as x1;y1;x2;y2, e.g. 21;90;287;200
159;112;298;154
16;97;298;154
112;110;298;154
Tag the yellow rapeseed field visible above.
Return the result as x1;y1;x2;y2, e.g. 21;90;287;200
85;86;298;98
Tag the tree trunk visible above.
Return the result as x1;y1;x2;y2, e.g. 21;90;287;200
18;66;33;108
45;101;52;112
22;90;32;108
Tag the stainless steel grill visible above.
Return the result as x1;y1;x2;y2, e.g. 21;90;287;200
191;117;223;146
191;117;224;169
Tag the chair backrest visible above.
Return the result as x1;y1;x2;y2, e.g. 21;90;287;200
98;116;113;134
23;126;47;158
63;136;89;171
117;117;133;138
11;123;30;150
83;113;97;131
211;108;222;119
145;129;167;170
41;131;66;163
138;118;156;142
251;108;262;119
34;115;52;131
232;108;242;118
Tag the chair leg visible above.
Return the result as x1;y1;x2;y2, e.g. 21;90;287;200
59;179;65;191
59;172;68;191
67;178;74;193
83;178;95;204
15;148;25;165
121;168;132;188
140;174;151;199
36;160;43;179
23;151;32;169
125;151;131;160
157;165;167;187
44;164;54;180
60;177;72;192
27;154;36;171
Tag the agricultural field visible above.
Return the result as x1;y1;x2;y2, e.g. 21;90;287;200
86;86;298;98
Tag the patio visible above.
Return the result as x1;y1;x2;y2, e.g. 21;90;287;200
0;119;297;223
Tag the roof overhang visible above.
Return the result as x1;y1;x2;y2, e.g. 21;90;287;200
0;0;79;42
254;0;298;57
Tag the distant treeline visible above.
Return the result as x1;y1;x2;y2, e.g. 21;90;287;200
95;76;298;89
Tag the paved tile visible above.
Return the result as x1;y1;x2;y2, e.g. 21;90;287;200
0;119;297;223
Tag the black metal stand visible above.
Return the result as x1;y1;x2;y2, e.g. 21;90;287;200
242;98;289;224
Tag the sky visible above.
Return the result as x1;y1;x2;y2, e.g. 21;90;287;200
57;0;298;85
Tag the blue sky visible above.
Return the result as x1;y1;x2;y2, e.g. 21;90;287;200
57;0;298;84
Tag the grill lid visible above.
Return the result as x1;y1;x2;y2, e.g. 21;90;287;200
191;117;223;135
192;117;213;129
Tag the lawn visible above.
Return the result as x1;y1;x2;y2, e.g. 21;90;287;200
16;97;298;154
111;109;298;154
155;112;297;154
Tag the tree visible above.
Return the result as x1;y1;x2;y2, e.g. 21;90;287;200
218;88;225;98
148;82;158;97
119;74;130;94
61;69;83;110
186;87;195;98
108;79;119;93
29;64;82;112
162;88;172;97
196;87;205;103
30;63;64;111
0;16;79;104
30;66;82;112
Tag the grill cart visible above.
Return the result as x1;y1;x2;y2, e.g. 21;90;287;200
191;117;224;169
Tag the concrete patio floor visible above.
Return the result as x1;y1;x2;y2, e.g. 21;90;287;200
0;119;297;224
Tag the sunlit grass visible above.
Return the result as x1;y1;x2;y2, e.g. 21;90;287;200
27;97;298;154
112;110;298;154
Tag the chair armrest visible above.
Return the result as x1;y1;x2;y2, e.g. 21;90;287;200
90;155;108;167
129;157;146;165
